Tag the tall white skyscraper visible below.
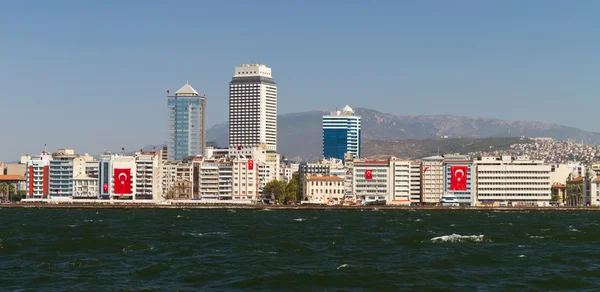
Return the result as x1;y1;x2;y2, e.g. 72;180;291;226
167;82;207;160
228;64;277;151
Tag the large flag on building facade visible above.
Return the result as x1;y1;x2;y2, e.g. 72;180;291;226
248;160;254;170
450;165;468;191
365;169;373;180
114;168;132;194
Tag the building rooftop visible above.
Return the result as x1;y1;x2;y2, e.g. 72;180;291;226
307;176;345;181
0;175;24;181
175;81;200;96
567;176;584;183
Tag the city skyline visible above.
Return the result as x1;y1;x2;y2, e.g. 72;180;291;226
2;1;600;161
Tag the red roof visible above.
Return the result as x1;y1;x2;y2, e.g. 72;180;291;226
552;183;566;188
0;175;24;181
307;176;344;181
594;176;600;183
567;177;584;183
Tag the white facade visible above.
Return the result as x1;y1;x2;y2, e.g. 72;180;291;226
232;158;258;200
303;176;345;205
73;174;98;199
391;159;411;205
421;156;444;204
135;152;161;200
198;158;220;200
410;162;422;204
352;160;392;203
475;156;552;206
229;64;277;151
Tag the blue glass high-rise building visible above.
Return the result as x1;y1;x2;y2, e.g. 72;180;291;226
167;82;206;161
322;105;361;162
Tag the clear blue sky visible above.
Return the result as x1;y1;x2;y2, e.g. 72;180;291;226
1;0;599;161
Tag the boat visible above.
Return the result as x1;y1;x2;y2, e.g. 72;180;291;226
364;199;386;206
440;194;459;207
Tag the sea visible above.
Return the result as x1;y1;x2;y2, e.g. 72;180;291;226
1;209;599;291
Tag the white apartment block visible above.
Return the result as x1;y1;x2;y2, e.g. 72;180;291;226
198;158;220;200
352;160;392;203
218;159;233;199
303;176;345;205
73;174;98;199
421;156;444;204
232;158;257;201
135;152;161;200
229;64;277;151
475;156;552;206
410;162;422;204
391;159;411;205
49;150;91;199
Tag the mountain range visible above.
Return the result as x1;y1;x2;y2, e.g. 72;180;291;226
205;107;600;161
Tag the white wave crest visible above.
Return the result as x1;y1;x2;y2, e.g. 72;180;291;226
518;254;526;258
337;264;353;270
294;218;306;222
430;234;490;243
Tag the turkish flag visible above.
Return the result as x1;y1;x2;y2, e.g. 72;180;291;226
365;169;373;180
248;160;254;170
450;166;468;191
114;168;132;194
103;183;108;193
237;145;242;150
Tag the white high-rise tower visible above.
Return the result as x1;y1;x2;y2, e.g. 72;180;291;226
228;64;277;151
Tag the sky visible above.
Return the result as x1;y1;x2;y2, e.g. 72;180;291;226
1;0;599;161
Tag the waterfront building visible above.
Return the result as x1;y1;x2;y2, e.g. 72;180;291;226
322;105;361;162
280;162;299;183
218;159;233;200
0;175;26;201
98;153;112;199
228;64;277;151
135;152;161;200
391;159;411;205
25;153;51;198
352;159;392;203
167;81;207;160
421;156;444;205
198;158;220;200
410;162;422;204
110;155;136;200
49;149;90;199
475;155;552;206
303;176;345;205
161;161;178;198
443;154;475;206
232;158;258;201
298;158;345;201
73;174;98;199
1;162;26;176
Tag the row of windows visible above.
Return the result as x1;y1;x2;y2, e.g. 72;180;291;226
311;189;343;195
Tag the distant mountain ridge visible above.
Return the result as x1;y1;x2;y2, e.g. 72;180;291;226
205;107;600;161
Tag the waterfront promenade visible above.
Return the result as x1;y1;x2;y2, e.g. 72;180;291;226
1;202;599;211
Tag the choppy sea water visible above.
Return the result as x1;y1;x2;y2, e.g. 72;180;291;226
1;209;600;291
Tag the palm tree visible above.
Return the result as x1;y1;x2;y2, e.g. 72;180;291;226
0;183;8;202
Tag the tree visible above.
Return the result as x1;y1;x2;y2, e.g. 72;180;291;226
284;175;300;203
566;183;584;206
263;180;287;203
0;183;8;201
13;190;26;202
551;191;562;203
8;184;16;196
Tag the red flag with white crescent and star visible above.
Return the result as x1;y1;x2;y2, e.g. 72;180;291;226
114;168;132;194
237;145;242;150
450;165;468;191
248;160;254;170
365;169;373;180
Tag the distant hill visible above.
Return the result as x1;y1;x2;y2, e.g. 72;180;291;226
362;137;533;160
205;107;600;161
